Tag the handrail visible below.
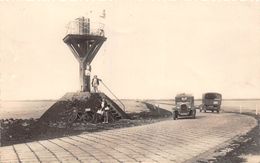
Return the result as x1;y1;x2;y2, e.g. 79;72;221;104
100;80;126;111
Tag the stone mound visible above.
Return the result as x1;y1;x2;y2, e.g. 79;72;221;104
59;92;91;101
38;92;102;124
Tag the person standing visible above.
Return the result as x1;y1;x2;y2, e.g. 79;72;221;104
101;98;106;109
91;75;102;92
85;62;92;76
93;106;103;123
84;62;92;92
93;98;106;123
103;104;110;124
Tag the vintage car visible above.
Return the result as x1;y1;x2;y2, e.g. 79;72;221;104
172;94;196;120
200;92;222;113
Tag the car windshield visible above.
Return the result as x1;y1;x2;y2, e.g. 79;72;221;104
176;96;192;103
205;93;221;99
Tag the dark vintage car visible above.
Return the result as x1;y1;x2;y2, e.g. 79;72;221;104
200;92;222;113
172;93;196;120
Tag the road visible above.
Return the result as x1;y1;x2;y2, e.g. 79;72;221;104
0;112;256;163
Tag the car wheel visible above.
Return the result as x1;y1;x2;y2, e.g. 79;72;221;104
192;110;196;119
172;111;177;120
172;111;176;120
217;109;220;113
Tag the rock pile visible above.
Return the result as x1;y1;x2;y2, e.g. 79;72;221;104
38;92;102;124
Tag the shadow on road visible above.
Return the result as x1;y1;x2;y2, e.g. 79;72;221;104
175;114;206;120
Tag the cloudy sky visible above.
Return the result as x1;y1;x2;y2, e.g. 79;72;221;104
1;1;260;100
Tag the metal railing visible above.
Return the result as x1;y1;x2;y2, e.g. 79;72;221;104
100;81;126;112
66;18;105;36
222;105;260;115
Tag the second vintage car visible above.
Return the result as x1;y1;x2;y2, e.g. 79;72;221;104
172;93;196;120
200;92;222;113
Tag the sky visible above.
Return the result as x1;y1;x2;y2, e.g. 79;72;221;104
0;1;260;100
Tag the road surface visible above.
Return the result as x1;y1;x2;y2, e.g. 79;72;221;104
0;112;256;163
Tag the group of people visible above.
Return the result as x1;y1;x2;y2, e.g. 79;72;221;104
93;98;112;124
84;63;113;124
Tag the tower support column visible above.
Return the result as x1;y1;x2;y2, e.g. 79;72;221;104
79;62;91;92
64;33;106;92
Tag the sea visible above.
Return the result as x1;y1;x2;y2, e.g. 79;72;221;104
1;100;260;119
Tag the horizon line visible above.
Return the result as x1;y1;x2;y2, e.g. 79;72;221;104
2;98;260;102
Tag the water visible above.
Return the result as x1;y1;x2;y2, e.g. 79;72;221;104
0;100;260;119
222;100;260;113
0;101;56;119
147;99;260;113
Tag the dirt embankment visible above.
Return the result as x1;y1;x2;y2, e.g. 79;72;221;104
0;100;172;147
